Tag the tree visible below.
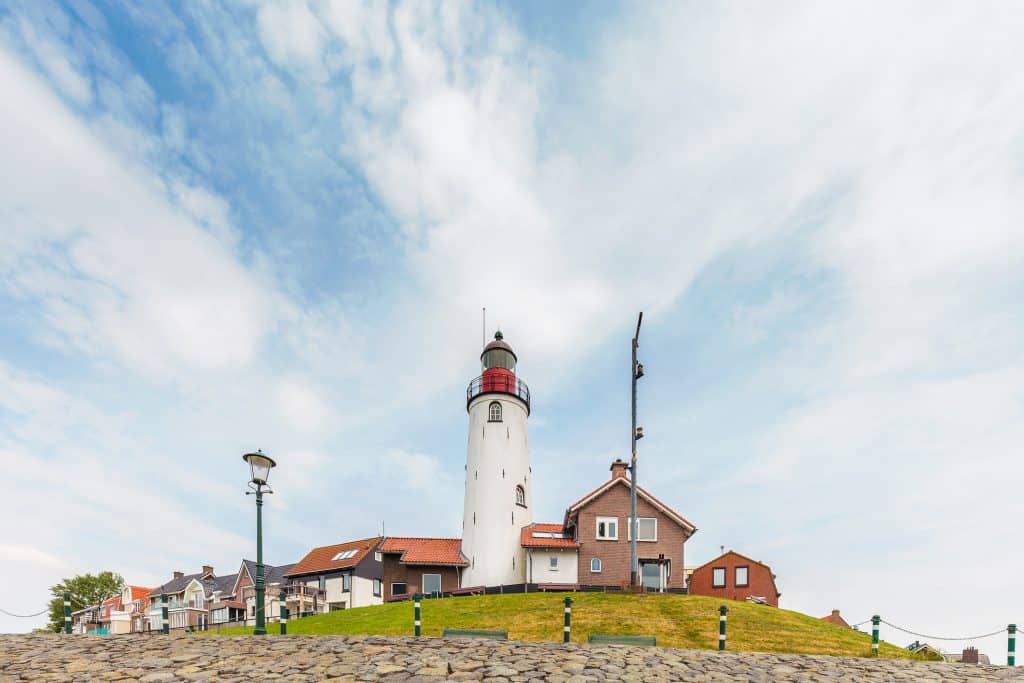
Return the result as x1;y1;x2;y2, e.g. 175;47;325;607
46;571;125;632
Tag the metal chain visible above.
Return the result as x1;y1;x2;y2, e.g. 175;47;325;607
0;607;51;618
879;620;1008;641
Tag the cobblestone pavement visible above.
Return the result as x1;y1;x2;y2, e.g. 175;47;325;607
1;634;1021;682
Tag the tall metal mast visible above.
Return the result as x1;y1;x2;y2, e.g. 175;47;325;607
629;312;644;587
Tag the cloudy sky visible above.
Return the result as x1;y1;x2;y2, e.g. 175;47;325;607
1;0;1022;659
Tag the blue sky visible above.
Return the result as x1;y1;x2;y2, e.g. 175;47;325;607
1;0;1023;660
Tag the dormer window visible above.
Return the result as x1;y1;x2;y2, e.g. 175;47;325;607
488;401;502;422
515;485;526;507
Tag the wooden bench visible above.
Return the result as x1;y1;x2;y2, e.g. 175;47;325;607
587;634;657;646
442;628;509;641
449;586;486;596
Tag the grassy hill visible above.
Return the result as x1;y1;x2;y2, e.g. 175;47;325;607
208;592;919;659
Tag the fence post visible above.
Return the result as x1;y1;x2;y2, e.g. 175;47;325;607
563;597;572;643
1009;624;1016;666
871;615;880;657
161;593;169;635
279;591;287;635
63;592;71;634
718;605;728;651
413;593;421;637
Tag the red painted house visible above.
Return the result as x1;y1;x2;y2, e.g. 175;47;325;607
687;550;781;606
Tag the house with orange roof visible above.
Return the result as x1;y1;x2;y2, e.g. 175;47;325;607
520;523;580;585
379;537;468;600
108;585;152;633
563;459;697;592
284;536;383;612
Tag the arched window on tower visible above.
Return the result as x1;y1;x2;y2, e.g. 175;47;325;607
515;484;526;507
488;401;502;422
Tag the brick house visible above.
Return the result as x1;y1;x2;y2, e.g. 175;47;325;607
688;550;781;606
225;559;294;626
379;537;468;600
563;459;697;591
821;609;850;628
146;566;217;631
285;537;384;612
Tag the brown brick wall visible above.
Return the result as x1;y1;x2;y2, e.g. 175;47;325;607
688;552;779;607
381;554;461;599
574;481;689;589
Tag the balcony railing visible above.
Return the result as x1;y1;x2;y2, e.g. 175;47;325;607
285;585;324;598
466;374;530;413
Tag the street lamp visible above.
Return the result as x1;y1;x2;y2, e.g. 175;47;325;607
243;449;276;635
630;312;643;588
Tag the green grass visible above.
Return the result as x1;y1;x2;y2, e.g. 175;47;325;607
205;592;919;659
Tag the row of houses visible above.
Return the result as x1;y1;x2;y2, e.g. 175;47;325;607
71;458;781;634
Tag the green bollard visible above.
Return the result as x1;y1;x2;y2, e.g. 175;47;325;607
871;615;880;657
563;597;573;643
718;605;728;651
1009;624;1016;667
162;593;169;635
63;592;71;634
279;591;287;635
413;593;421;637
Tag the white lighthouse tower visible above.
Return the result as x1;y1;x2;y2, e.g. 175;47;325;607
461;330;532;587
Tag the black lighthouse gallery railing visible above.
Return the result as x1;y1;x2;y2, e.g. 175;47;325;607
466;374;531;413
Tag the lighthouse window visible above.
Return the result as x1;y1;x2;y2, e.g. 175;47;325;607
488;401;502;422
483;348;516;371
515;485;526;507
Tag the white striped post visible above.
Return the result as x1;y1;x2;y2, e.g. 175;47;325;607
718;605;728;651
563;597;573;643
413;593;421;637
63;592;71;634
871;615;880;657
1009;624;1016;667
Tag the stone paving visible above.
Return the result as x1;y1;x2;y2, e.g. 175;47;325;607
0;634;1021;682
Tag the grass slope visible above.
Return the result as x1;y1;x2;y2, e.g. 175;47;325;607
209;593;916;659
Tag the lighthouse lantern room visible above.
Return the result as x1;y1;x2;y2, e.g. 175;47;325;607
462;330;532;587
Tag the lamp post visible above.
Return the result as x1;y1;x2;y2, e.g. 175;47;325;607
243;449;276;636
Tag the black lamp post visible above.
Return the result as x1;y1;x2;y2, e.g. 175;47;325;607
243;449;276;636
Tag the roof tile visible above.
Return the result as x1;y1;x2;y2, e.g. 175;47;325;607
285;537;381;577
380;537;467;566
520;523;579;549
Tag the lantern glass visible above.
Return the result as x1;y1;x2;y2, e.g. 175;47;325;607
243;451;276;485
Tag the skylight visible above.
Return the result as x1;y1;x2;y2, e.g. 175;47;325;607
331;549;358;561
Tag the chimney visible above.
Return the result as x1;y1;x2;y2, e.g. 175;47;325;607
832;610;841;618
202;565;214;576
609;459;629;478
173;571;184;579
962;647;979;664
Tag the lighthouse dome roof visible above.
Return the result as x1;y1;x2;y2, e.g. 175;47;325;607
481;330;517;361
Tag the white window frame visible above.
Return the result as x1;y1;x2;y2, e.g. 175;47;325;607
627;517;658;542
488;401;502;422
422;574;442;596
372;579;382;597
549;556;558;570
596;516;619;540
590;557;602;573
515;485;526;507
391;582;407;596
712;567;726;588
735;566;749;587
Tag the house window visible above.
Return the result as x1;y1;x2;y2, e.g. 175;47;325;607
391;582;407;596
735;566;749;587
342;574;351;592
422;574;442;596
590;558;602;573
515;485;526;507
374;551;382;562
628;517;658;542
318;576;326;591
372;579;382;597
331;549;358;561
596;516;618;540
549;556;558;570
712;567;726;588
488;401;502;422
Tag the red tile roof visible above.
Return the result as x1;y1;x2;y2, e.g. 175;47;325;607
520;523;579;549
284;536;382;577
125;586;151;602
380;537;468;566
